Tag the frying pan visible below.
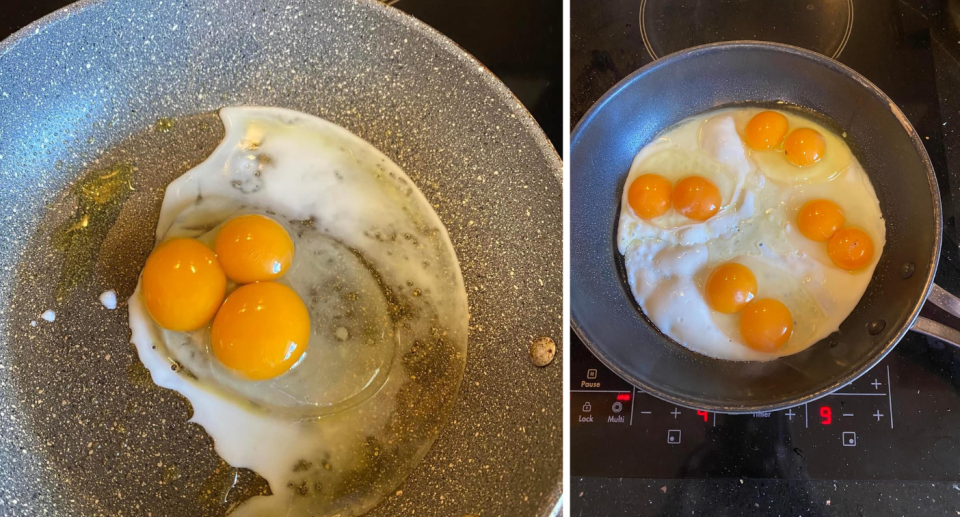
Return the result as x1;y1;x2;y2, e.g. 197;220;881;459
0;0;562;516
571;41;960;414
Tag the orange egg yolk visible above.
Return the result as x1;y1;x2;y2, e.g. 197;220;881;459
627;173;673;219
797;199;845;242
214;214;295;284
783;128;825;167
141;238;226;331
211;281;311;380
705;263;757;314
672;176;721;221
745;111;789;150
827;227;874;270
739;299;794;353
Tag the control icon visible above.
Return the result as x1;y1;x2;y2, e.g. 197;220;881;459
842;431;856;447
667;429;681;444
582;402;592;413
587;369;597;379
612;401;623;413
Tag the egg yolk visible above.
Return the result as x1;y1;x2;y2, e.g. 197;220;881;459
705;263;757;314
745;111;789;151
783;128;825;167
827;227;874;270
211;281;310;381
797;199;845;242
627;173;673;219
141;238;226;331
672;176;721;221
214;214;295;283
739;299;794;353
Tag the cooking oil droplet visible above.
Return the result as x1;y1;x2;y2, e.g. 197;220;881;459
155;117;176;133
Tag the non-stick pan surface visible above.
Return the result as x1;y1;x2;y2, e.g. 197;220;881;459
571;42;940;413
0;1;562;515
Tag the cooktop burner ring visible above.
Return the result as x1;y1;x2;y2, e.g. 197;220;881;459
640;0;854;60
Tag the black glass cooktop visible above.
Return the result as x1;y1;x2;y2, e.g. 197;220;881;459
572;0;960;513
572;328;960;480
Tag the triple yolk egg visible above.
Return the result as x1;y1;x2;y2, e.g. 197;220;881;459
141;214;310;381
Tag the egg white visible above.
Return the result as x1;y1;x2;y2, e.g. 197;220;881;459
129;107;469;516
734;108;851;184
617;108;885;361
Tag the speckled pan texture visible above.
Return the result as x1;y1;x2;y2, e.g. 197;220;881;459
0;0;562;516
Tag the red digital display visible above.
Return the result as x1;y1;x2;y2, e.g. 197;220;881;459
697;410;708;422
616;393;631;402
820;406;832;425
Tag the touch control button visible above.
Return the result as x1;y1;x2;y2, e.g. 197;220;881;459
667;429;681;444
843;431;856;447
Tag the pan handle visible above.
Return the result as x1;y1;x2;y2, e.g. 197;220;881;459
911;283;960;347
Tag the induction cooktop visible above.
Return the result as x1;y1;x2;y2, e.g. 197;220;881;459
571;0;960;514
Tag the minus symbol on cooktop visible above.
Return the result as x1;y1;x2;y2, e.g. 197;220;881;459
843;413;854;417
640;411;652;414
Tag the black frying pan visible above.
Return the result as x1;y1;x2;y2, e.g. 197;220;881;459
571;41;960;413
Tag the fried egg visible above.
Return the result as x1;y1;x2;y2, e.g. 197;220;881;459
128;107;468;515
618;107;885;361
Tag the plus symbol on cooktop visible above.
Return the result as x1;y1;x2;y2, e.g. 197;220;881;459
873;410;884;421
671;408;681;418
871;379;883;389
785;408;795;420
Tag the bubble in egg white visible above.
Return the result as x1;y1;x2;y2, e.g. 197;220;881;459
99;290;117;310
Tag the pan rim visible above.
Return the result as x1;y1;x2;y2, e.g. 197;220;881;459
0;0;562;514
0;0;562;181
571;40;942;414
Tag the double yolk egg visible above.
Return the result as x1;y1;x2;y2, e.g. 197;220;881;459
140;214;309;381
627;111;875;354
704;263;792;353
796;199;874;270
627;174;722;221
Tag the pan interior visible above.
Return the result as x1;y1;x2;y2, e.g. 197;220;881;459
0;0;562;516
571;42;939;412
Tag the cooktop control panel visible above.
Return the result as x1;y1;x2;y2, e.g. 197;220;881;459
570;333;960;480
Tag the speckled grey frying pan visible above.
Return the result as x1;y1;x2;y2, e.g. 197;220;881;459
0;1;562;516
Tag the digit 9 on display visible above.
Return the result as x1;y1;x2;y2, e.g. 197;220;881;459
820;406;832;425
